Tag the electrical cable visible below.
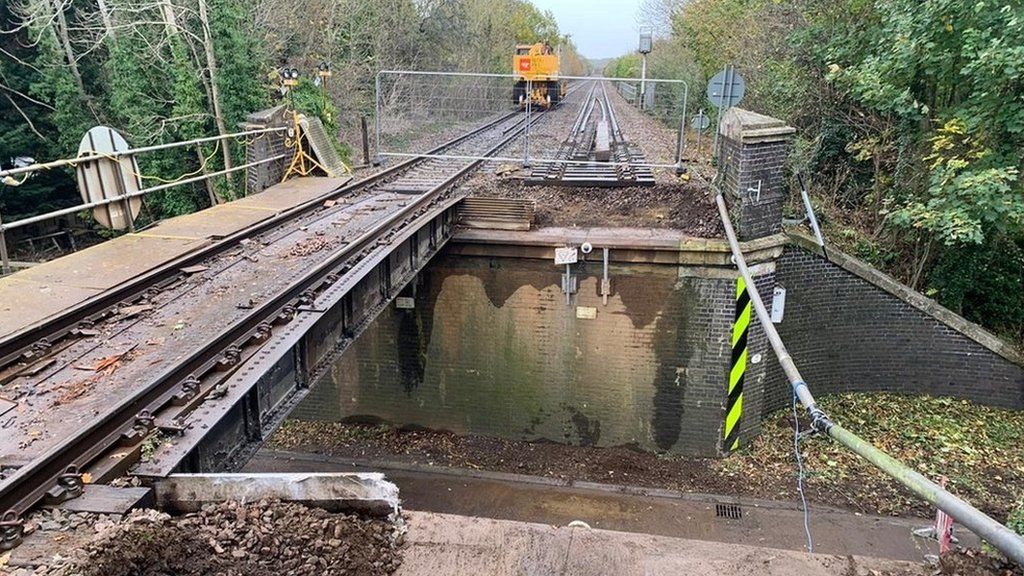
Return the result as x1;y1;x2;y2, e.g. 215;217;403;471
793;389;814;553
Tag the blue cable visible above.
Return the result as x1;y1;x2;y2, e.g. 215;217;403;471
793;389;814;553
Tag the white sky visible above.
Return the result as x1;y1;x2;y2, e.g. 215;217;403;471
529;0;643;60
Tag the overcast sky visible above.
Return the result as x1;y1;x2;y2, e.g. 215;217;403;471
530;0;643;60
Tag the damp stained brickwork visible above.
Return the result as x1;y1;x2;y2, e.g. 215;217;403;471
763;246;1024;414
292;253;739;456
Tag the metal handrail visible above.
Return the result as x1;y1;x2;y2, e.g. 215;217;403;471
0;127;287;179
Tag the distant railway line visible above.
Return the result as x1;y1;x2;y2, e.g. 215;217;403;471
528;80;655;187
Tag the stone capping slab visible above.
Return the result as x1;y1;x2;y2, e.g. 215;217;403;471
787;231;1024;366
720;108;796;144
451;227;787;267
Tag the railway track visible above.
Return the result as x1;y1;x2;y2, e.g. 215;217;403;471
528;80;655;187
0;104;563;550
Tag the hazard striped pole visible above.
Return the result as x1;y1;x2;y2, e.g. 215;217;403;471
724;277;751;451
714;192;1024;564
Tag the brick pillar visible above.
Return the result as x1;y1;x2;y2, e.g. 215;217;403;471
716;109;794;454
719;108;795;240
242;105;291;195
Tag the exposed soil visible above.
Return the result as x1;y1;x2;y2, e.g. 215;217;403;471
460;172;722;234
269;420;933;516
10;500;403;576
939;548;1024;576
269;393;1024;525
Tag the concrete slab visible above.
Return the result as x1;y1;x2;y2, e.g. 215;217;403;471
13;234;207;291
141;204;274;240
0;176;348;339
398;512;925;576
232;176;350;211
154;473;399;516
0;277;101;335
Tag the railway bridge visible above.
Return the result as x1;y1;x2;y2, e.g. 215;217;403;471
1;79;1023;571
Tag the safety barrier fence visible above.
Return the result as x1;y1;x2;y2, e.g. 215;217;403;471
375;71;689;170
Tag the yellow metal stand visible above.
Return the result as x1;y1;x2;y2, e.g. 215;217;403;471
282;111;331;182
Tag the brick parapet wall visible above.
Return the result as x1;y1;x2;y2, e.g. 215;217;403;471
763;234;1024;414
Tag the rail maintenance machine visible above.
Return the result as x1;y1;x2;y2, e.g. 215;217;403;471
512;42;566;108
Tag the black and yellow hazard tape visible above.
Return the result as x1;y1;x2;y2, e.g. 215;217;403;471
724;276;751;451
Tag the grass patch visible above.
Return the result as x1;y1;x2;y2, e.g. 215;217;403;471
721;393;1024;520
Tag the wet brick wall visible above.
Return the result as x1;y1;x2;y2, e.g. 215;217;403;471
763;245;1024;414
293;253;741;456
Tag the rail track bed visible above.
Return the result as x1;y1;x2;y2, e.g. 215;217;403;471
527;80;655;188
0;105;570;549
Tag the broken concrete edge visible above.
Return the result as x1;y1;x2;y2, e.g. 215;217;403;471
787;231;1024;366
719;108;796;144
153;473;400;517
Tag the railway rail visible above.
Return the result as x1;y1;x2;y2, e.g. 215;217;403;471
528;80;655;187
0;104;563;550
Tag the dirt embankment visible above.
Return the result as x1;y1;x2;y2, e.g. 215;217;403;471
7;500;403;576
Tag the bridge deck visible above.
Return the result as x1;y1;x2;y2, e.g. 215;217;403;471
0;177;349;336
0;175;451;469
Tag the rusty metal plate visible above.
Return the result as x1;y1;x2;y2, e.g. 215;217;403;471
76;126;143;230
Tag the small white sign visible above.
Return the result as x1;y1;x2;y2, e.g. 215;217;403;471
396;297;415;309
770;286;786;323
554;247;578;265
576;306;597;319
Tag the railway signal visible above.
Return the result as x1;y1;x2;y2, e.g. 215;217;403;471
638;26;653;111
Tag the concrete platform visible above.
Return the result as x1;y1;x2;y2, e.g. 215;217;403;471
0;177;348;337
398;512;925;576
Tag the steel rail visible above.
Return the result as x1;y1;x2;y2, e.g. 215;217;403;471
0;108;548;533
713;192;1024;564
0;110;521;370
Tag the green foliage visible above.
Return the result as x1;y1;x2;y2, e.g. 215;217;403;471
928;234;1024;343
645;0;1024;343
1009;499;1024;538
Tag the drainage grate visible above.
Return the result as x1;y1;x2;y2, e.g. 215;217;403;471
715;503;743;520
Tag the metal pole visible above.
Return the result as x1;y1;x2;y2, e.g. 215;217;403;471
601;247;609;306
374;73;383;166
798;174;829;261
0;209;10;275
360;116;371;167
523;79;532;168
710;64;726;165
713;192;1024;565
565;263;571;306
640;55;647;111
675;84;688;172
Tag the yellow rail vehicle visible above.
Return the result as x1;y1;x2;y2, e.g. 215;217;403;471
512;43;566;108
